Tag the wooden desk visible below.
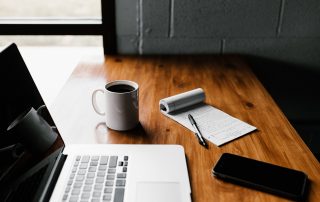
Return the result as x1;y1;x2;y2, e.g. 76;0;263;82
51;55;320;201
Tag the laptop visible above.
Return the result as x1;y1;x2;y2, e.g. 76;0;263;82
0;43;191;202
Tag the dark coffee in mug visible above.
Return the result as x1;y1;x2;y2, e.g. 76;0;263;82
92;80;139;131
107;84;135;93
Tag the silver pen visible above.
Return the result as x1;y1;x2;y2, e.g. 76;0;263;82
188;114;208;149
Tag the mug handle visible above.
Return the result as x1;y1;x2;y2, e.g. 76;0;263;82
92;89;105;116
36;105;47;119
36;105;55;126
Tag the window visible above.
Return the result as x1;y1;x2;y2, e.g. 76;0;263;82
0;0;116;53
0;0;101;18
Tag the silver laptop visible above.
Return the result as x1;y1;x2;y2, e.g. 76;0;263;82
0;43;191;202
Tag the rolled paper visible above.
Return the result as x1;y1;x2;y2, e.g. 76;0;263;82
159;88;205;113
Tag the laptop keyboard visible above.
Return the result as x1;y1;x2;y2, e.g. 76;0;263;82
63;155;129;202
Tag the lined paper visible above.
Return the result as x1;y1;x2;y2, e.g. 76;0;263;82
160;88;256;146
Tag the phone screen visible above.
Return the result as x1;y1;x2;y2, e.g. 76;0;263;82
213;153;308;200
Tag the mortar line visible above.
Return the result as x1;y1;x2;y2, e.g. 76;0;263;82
138;0;144;54
220;39;226;54
169;0;175;38
277;0;285;36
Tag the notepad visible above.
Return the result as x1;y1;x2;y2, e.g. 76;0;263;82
159;88;256;146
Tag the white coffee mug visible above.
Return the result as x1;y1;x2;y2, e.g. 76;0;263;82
92;80;139;131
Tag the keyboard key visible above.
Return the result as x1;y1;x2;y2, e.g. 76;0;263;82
114;188;125;202
87;173;95;178
76;175;85;181
69;196;79;202
81;192;90;199
94;184;103;190
122;167;127;172
78;169;86;175
118;161;123;166
85;179;94;185
106;174;115;180
91;156;99;161
109;156;118;168
97;171;106;177
98;165;107;171
76;156;81;161
65;186;71;193
79;163;88;169
96;177;104;184
117;173;126;178
108;169;116;174
73;182;83;188
81;156;90;163
69;173;75;179
62;194;68;200
104;187;113;193
100;156;109;165
116;180;126;187
90;161;98;166
105;181;114;186
92;191;101;198
124;161;128;166
89;167;97;172
83;185;92;192
71;189;81;195
124;156;128;161
103;194;112;201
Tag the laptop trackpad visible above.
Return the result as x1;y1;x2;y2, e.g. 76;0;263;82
136;182;182;202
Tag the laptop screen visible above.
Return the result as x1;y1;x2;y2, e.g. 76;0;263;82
0;44;64;194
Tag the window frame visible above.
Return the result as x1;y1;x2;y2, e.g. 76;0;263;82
0;0;116;54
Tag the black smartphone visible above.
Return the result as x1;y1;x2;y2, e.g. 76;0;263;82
212;153;309;201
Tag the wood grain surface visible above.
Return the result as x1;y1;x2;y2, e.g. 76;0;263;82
51;55;320;202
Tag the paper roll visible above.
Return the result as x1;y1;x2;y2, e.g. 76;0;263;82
159;88;205;113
